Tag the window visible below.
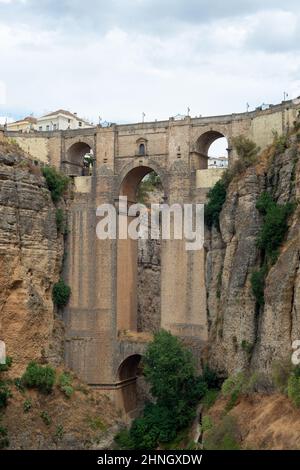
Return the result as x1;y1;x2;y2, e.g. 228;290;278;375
139;143;145;156
53;124;57;131
68;119;71;123
79;122;82;127
46;125;50;131
39;126;43;131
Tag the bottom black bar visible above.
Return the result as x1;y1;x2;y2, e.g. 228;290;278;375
0;450;299;468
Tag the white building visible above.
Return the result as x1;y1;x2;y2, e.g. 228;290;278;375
208;156;228;168
36;109;92;131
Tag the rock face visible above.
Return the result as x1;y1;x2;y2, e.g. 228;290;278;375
137;236;161;333
0;140;64;375
137;184;163;333
206;135;300;376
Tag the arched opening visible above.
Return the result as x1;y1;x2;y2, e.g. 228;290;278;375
118;354;142;414
208;137;228;168
117;166;163;334
196;131;228;169
66;142;94;176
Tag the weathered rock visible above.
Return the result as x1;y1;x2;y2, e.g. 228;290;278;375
206;137;300;377
0;144;65;375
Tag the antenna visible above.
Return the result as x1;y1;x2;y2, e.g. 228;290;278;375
246;102;250;113
283;91;289;102
142;112;146;123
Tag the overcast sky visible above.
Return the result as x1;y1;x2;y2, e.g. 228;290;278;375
0;0;300;125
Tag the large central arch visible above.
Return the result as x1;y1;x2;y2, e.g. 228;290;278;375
117;164;164;333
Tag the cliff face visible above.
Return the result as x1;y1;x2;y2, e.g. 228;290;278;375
206;134;300;376
0;139;64;374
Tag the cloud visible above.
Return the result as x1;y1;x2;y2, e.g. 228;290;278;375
0;81;6;105
0;1;299;123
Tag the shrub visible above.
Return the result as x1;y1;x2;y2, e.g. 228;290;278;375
272;131;289;154
241;340;254;357
204;415;240;450
42;166;69;203
0;426;9;449
272;359;293;393
202;389;219;410
0;356;13;372
58;372;74;398
251;193;295;306
220;137;260;188
114;429;135;450
256;201;294;264
288;374;300;407
224;388;240;413
21;362;56;394
87;416;106;432
54;424;64;441
40;410;52;426
255;191;274;215
251;266;267;307
130;402;178;449
52;279;71;308
23;399;32;413
205;180;227;229
222;372;246;412
201;415;213;433
0;381;12;408
232;136;260;163
56;208;65;234
14;377;25;393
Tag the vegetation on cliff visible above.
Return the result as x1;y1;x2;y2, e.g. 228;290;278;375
115;330;208;450
251;192;295;307
52;278;71;309
205;136;260;230
42;166;69;203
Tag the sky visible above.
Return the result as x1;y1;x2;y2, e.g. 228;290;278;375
0;0;300;128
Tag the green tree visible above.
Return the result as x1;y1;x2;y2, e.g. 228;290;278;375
128;330;207;449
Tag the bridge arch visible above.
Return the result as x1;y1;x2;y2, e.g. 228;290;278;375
117;163;165;334
117;354;142;414
64;141;94;176
194;130;229;169
117;159;167;202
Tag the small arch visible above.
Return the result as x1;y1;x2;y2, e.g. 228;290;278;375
196;131;228;169
118;354;142;414
65;142;93;176
118;354;142;381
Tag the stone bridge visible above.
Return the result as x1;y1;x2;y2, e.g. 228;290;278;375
6;98;300;413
